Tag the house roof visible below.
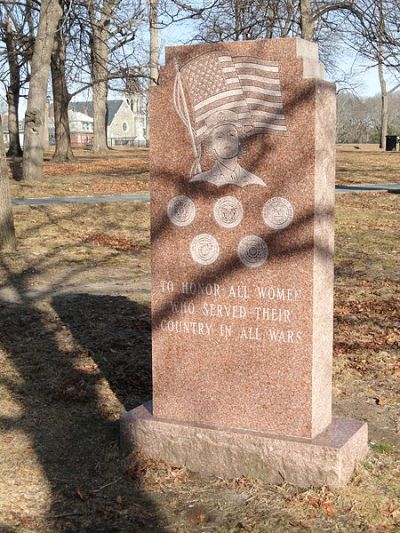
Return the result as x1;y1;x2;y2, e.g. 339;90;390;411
68;110;93;123
69;100;123;126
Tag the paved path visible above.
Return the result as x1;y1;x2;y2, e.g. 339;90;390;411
0;277;151;304
12;192;150;206
11;184;400;206
336;184;400;193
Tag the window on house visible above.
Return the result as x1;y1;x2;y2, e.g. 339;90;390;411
122;122;129;132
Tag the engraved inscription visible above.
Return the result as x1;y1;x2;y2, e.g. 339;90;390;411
214;196;243;228
190;234;220;265
167;195;196;226
238;235;268;268
159;279;304;344
263;197;294;230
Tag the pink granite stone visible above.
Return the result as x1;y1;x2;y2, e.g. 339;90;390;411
150;38;336;439
120;403;369;487
121;38;368;486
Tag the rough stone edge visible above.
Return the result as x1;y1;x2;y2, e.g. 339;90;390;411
311;80;336;437
296;38;325;79
338;420;369;484
120;405;368;488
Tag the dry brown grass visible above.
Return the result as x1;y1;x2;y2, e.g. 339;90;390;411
336;146;400;185
6;145;400;200
8;147;149;198
0;150;399;532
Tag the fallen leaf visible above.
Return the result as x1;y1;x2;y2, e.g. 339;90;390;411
195;512;207;523
373;397;386;406
322;502;337;517
76;488;88;501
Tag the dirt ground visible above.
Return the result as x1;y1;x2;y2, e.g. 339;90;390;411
0;149;399;532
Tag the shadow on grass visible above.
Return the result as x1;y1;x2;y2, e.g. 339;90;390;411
7;156;23;181
52;293;152;412
0;293;166;532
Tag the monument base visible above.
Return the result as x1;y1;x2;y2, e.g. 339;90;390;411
120;403;368;488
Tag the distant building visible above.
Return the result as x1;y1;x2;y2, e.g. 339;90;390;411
69;93;146;147
2;93;147;149
2;115;24;147
70;109;94;147
48;109;94;147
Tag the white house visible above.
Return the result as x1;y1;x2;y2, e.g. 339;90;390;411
69;110;94;146
69;93;147;147
2;115;24;147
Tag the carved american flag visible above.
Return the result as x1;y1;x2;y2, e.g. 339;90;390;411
177;51;287;143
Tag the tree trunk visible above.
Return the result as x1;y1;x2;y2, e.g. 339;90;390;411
89;5;111;155
91;31;109;152
300;0;314;41
149;0;159;85
6;89;23;157
51;28;74;161
378;59;388;149
22;0;63;181
4;20;23;157
43;99;49;152
0;115;16;251
377;0;388;150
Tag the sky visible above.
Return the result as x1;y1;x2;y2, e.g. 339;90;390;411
0;19;386;116
158;19;385;98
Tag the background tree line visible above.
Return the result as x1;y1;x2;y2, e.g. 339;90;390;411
337;91;400;144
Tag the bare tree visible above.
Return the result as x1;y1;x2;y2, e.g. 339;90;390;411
175;0;359;48
336;90;400;143
83;0;144;152
341;0;400;148
86;0;117;152
149;0;159;85
0;1;35;158
0;115;16;250
22;0;63;180
3;18;23;156
51;24;74;161
375;0;400;148
187;0;298;42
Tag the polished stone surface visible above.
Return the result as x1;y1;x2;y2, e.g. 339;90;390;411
151;37;335;438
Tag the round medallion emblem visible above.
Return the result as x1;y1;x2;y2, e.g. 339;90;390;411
238;235;268;268
214;196;243;228
190;234;219;265
167;195;196;227
263;197;294;230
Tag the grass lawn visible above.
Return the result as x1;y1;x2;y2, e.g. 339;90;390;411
6;144;400;200
8;148;149;198
336;145;400;186
0;148;399;532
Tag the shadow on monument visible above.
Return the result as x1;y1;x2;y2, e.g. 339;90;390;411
0;255;167;531
151;83;317;248
149;76;335;335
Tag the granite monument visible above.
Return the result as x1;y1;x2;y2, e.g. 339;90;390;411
120;38;368;487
